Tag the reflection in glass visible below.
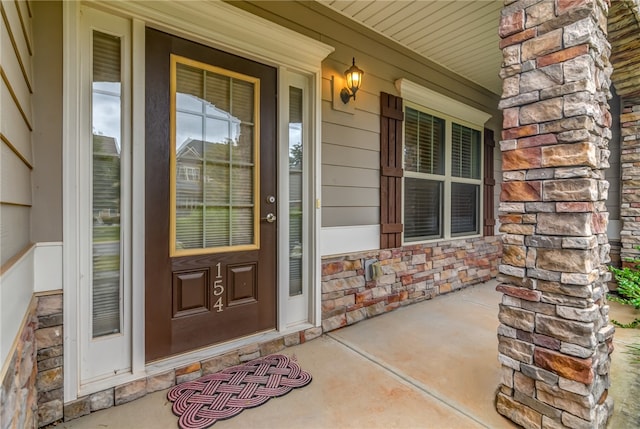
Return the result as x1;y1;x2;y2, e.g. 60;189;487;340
289;87;303;296
92;31;122;337
174;61;256;253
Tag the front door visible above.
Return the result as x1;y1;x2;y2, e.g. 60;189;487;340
145;29;277;362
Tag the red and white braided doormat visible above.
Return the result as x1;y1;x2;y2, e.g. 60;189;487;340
167;354;312;429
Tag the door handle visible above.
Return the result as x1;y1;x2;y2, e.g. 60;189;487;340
261;213;276;223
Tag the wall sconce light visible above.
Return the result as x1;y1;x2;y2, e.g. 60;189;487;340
340;57;364;104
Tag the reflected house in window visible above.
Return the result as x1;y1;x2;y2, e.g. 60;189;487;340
174;93;255;251
93;134;121;226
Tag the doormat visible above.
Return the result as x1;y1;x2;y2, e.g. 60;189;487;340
167;354;312;429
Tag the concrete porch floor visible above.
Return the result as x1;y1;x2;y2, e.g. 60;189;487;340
62;280;640;429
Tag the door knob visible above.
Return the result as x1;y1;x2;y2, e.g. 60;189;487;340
262;213;276;223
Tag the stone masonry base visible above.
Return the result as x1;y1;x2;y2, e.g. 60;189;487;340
2;236;501;426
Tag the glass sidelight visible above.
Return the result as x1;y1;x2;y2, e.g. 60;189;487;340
91;31;123;337
170;56;260;256
288;86;304;296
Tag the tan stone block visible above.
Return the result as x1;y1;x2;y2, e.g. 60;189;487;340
504;107;520;128
536;248;595;273
500;223;536;235
503;76;520;98
536;213;592;236
521;65;564;93
541;143;597;169
321;276;365;293
503;147;542;171
501;181;542;202
544;179;598;202
525;0;555;28
89;389;114;412
37;295;62;317
520;99;563;125
64;397;91;422
503;44;521;67
522;29;562;61
564;55;593;83
35;326;63;350
502;245;527;267
497;284;542;303
114;379;147;406
496;393;543;429
146;371;175;393
302;326;322;342
499;304;535;332
620;111;640;123
536;381;595;421
500;9;525;37
499;336;535;364
36;367;63;392
259;338;285;356
535;314;596;349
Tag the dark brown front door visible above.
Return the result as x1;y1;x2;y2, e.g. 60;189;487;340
145;29;277;362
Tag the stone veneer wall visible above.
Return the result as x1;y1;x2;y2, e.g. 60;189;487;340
320;236;501;332
496;0;615;428
0;293;63;429
620;104;640;265
1;300;38;429
48;236;501;423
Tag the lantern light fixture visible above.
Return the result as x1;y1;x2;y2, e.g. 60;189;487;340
340;57;364;104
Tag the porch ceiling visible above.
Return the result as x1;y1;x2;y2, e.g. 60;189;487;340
317;0;504;95
319;0;640;106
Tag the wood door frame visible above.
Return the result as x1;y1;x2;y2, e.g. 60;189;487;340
63;0;331;400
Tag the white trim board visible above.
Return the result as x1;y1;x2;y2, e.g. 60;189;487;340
321;225;380;257
395;78;492;127
34;242;63;293
0;244;35;366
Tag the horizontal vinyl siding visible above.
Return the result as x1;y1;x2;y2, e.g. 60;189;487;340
0;205;30;266
231;1;500;231
1;144;31;205
1;0;33;267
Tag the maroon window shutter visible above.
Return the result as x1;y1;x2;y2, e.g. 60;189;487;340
380;92;404;248
483;128;495;236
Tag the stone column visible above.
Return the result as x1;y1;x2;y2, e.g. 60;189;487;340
620;104;640;265
495;0;614;428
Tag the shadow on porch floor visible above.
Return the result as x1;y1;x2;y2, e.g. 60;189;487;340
61;280;639;429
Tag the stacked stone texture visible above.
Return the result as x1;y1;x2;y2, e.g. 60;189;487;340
620;104;640;264
496;0;614;428
321;237;501;331
35;294;64;428
0;303;38;429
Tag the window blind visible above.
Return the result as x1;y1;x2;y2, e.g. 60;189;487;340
451;123;480;179
92;31;122;337
404;178;442;241
289;86;303;296
451;183;479;234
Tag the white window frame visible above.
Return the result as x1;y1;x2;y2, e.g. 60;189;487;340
64;0;332;401
396;79;491;245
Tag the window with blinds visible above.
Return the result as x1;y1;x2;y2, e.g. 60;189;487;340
404;107;445;242
92;31;123;337
171;57;259;256
451;123;481;235
403;106;482;242
289;86;303;296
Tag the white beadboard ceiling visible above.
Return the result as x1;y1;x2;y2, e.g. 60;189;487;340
318;0;503;95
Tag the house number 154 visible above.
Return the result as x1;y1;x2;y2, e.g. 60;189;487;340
213;263;224;312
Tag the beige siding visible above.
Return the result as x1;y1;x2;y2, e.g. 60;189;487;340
1;0;33;266
31;0;63;242
233;1;500;228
